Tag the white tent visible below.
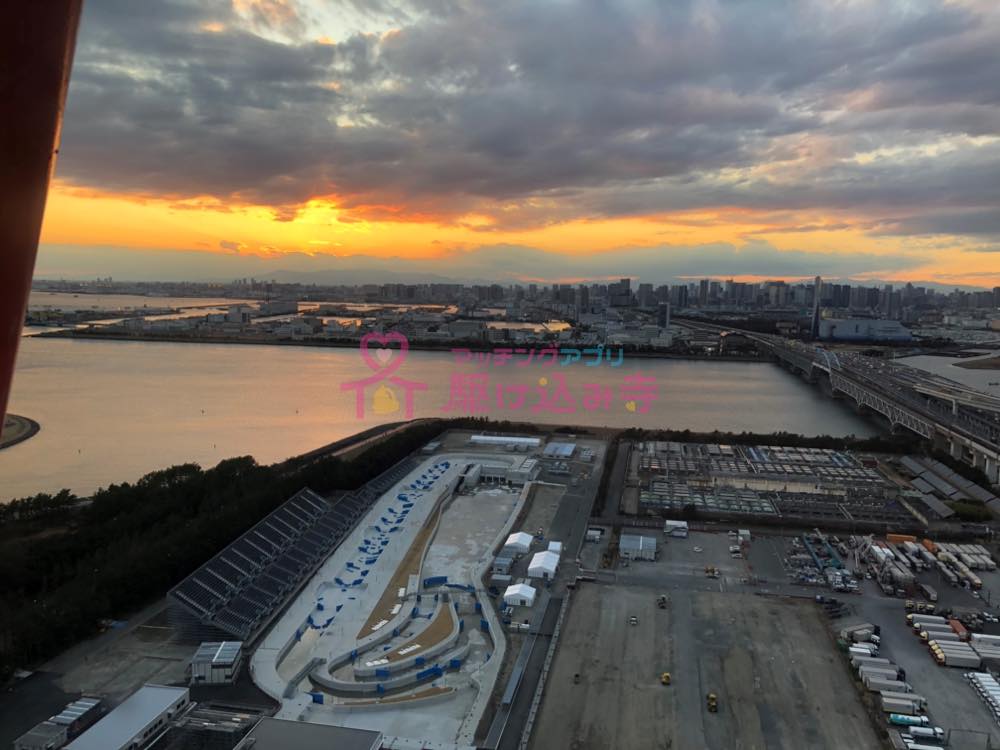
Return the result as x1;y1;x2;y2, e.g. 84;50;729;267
503;583;537;607
505;532;533;554
528;550;559;579
547;541;563;555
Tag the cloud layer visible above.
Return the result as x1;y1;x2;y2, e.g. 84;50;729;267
53;0;1000;255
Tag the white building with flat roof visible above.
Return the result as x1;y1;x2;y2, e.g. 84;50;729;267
66;685;189;750
470;434;541;447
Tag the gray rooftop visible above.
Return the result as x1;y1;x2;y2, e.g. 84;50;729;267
16;721;66;745
66;685;188;750
235;718;382;750
192;641;242;666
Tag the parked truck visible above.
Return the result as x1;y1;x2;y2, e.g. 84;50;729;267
924;632;962;643
858;667;899;682
918;583;938;602
933;649;981;668
865;677;911;693
907;613;945;625
917;622;954;633
880;691;925;706
850;643;879;656
889;714;930;727
852;655;892;668
905;726;945;741
882;697;921;715
972;633;1000;647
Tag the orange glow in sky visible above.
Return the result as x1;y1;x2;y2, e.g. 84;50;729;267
39;182;999;286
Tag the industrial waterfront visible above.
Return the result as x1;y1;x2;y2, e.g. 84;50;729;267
0;337;879;502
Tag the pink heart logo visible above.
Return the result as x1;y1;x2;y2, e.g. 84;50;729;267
360;331;409;375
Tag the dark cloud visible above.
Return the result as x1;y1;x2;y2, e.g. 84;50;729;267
56;0;1000;239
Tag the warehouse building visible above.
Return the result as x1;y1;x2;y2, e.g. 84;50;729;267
543;442;576;458
16;696;103;750
470;434;541;448
620;534;657;561
66;685;189;750
189;641;243;685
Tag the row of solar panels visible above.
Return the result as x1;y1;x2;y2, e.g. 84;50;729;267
169;457;419;641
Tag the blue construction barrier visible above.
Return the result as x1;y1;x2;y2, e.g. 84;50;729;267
415;656;425;667
310;692;324;704
423;576;448;588
449;659;461;669
375;668;390;678
480;618;489;632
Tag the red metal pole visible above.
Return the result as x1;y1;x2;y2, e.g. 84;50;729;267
0;1;83;436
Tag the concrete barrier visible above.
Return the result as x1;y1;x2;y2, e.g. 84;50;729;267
309;641;471;696
354;599;462;677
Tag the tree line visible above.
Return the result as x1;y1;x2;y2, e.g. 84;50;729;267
0;419;484;681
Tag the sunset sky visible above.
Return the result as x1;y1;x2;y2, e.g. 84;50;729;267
37;0;1000;287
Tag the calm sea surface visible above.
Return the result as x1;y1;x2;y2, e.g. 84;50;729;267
1;336;878;502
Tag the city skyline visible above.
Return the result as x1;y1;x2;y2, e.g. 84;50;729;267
36;0;1000;286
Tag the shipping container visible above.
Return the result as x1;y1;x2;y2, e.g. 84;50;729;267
950;619;968;639
920;539;938;553
918;584;938;602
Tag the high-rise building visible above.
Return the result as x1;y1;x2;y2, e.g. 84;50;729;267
698;279;709;306
657;302;671;329
638;283;654;308
810;276;822;339
670;284;689;308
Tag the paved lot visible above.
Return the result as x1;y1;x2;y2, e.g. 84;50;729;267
532;582;881;750
851;591;1000;750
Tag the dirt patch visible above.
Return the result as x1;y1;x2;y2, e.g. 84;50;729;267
358;502;444;638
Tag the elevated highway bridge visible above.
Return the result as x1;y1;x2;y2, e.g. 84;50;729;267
680;320;1000;486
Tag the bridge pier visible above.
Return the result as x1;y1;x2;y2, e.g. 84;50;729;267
986;457;999;486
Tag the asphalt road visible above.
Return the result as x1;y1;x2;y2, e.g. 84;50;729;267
486;596;562;750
